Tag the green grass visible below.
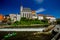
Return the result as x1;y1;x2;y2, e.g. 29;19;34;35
0;31;52;40
13;17;48;25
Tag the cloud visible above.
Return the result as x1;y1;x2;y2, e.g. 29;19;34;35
35;0;44;3
36;8;46;13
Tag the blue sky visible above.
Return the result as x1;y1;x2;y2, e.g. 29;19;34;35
0;0;60;18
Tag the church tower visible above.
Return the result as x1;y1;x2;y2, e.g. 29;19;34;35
20;5;23;17
20;5;23;12
20;1;24;18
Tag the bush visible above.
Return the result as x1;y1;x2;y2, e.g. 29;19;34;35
56;19;60;24
12;17;48;25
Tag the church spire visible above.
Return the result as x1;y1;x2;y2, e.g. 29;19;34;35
20;1;23;12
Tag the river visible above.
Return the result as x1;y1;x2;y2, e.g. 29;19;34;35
0;31;52;40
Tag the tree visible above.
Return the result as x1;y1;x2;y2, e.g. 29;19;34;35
7;18;11;25
43;16;48;23
56;18;60;24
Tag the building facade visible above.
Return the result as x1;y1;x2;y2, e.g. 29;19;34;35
32;11;37;19
16;14;21;21
37;14;44;20
9;14;17;22
0;14;4;22
46;16;56;23
20;6;32;19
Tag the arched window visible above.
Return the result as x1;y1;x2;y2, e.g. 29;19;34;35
23;13;24;17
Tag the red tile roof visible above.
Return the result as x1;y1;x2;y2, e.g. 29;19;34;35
0;14;4;21
32;10;35;13
38;14;44;16
46;15;54;17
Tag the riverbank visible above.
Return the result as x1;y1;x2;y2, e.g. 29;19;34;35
0;24;49;28
0;31;52;40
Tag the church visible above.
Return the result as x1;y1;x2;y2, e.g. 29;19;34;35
20;5;32;19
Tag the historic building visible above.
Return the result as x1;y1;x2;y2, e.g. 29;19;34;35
16;14;21;21
0;14;4;22
9;14;17;22
46;15;56;22
32;11;37;19
20;6;32;19
45;15;56;24
9;14;21;22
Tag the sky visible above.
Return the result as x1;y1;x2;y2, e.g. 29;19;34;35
0;0;60;18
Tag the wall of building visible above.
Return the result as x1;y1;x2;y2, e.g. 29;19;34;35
16;14;21;21
9;14;17;22
38;16;44;20
0;14;4;22
46;16;56;22
20;6;32;19
21;12;32;18
32;16;37;19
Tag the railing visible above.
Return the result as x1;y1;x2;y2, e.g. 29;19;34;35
51;32;60;40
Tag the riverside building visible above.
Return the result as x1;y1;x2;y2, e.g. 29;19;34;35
37;14;44;20
32;10;37;19
0;14;4;23
9;14;17;22
20;5;32;19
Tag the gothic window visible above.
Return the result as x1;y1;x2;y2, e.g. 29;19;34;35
23;13;24;17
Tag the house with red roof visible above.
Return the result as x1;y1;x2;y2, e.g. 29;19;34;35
46;15;56;23
0;14;4;22
37;14;44;20
32;11;37;19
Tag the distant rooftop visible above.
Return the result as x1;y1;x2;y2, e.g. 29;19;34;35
22;8;31;12
46;15;54;17
38;14;44;16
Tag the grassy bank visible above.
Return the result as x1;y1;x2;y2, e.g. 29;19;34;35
14;17;48;25
0;17;49;28
2;24;49;28
7;17;49;28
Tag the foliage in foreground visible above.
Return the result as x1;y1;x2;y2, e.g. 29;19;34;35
13;17;48;25
56;18;60;24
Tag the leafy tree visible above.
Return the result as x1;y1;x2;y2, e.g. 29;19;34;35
13;17;48;25
43;16;48;23
56;18;60;24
